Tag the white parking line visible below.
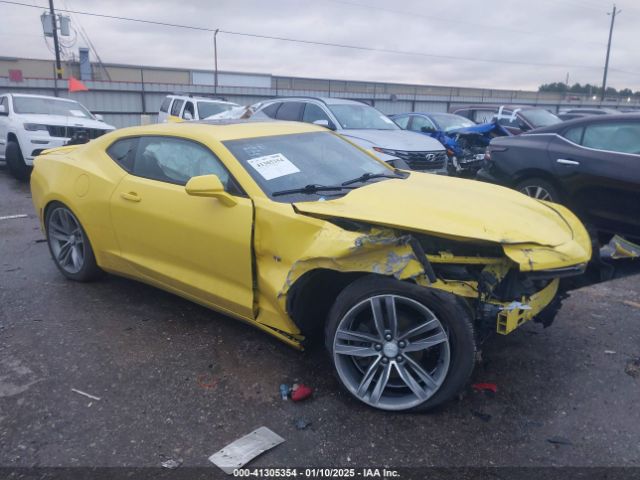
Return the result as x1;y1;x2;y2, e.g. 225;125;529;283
0;214;28;221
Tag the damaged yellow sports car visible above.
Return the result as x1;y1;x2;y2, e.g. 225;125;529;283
31;120;591;411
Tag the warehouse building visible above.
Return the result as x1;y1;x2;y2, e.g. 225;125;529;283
1;54;636;128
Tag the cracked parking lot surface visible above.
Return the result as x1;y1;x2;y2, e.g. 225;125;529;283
0;167;639;469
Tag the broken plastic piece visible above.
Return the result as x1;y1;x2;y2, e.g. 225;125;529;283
208;426;285;474
279;384;290;400
472;383;497;394
291;384;313;402
71;388;101;401
161;458;182;469
294;418;312;430
600;234;640;260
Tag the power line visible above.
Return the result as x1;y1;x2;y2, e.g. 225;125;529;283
1;0;638;76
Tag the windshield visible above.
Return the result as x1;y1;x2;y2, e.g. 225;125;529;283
328;104;399;130
13;96;94;118
197;101;236;118
223;131;391;201
521;108;561;128
429;113;476;132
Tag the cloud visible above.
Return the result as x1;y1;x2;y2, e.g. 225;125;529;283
1;0;638;90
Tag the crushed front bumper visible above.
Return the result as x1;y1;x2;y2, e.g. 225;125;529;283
494;278;560;334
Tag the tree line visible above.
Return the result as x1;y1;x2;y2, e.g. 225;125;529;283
538;82;638;97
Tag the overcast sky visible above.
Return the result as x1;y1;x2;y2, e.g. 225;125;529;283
1;0;638;91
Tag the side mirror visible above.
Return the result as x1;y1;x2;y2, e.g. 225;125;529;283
185;174;237;207
94;113;104;122
0;105;7;115
420;126;436;134
183;111;194;121
312;119;336;131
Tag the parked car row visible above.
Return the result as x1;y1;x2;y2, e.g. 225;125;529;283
4;89;637;413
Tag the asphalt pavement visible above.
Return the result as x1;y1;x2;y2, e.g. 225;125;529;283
1;167;639;474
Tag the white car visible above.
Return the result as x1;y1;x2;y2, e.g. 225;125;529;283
158;94;240;123
0;93;115;180
252;97;449;174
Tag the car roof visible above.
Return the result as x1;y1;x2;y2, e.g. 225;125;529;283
530;113;640;133
262;96;367;106
452;104;548;111
167;94;237;105
113;119;325;142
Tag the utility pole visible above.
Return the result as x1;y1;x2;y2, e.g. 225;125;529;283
601;4;621;101
213;29;219;94
48;0;62;81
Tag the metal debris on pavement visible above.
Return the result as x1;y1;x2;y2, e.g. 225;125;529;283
71;388;101;401
0;214;28;221
294;418;312;430
600;235;640;260
209;426;285;474
161;458;183;469
546;436;573;446
604;350;617;355
470;410;492;422
279;384;290;400
625;358;640;379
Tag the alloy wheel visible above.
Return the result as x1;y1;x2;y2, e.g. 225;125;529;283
520;185;552;201
47;208;86;274
333;294;451;410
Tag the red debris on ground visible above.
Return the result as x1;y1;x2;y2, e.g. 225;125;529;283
291;384;313;402
472;382;497;393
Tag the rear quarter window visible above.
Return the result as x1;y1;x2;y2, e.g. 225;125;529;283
160;97;172;113
107;137;138;171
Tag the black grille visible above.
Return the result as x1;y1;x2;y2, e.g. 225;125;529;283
392;150;447;171
46;125;108;140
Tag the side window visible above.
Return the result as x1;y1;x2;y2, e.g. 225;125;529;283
392;115;410;129
0;96;8;114
106;137;138;172
182;101;195;120
133;136;232;187
409;115;436;132
275;102;304;121
160;97;172;113
582;123;640;155
563;126;584;144
261;102;281;119
474;110;496;124
170;99;184;117
302;103;331;124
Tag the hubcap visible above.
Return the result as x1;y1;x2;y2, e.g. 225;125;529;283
333;294;451;411
47;208;85;274
520;185;552;201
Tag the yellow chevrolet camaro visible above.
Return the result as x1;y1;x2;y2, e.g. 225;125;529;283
31;120;591;411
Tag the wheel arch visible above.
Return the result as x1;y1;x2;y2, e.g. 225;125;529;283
285;268;369;342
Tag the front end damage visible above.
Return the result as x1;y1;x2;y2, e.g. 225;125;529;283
251;199;590;349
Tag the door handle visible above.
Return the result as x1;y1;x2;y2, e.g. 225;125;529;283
120;191;141;202
556;158;580;166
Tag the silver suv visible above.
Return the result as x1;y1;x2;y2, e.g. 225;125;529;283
253;97;447;173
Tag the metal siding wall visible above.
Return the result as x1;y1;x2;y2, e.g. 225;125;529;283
414;102;448;113
374;100;413;114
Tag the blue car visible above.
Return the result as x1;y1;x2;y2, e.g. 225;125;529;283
390;112;511;177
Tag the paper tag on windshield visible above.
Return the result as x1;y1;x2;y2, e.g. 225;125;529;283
69;109;87;117
247;153;300;180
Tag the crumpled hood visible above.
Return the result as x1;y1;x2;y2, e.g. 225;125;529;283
294;172;576;248
340;129;445;151
17;113;114;130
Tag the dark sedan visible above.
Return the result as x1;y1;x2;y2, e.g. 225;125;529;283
478;114;640;242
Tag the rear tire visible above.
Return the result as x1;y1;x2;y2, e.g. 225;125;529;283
6;141;31;181
45;202;102;282
325;275;476;412
515;177;559;202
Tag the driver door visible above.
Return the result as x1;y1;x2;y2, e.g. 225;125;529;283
109;135;255;319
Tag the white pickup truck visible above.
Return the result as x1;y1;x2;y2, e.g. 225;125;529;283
0;93;115;180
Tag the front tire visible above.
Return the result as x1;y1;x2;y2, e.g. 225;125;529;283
325;275;476;412
6;141;31;181
45;202;102;281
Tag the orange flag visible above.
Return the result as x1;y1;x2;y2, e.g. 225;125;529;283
68;76;89;93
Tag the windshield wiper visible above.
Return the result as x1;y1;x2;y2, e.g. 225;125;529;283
272;184;354;197
341;171;404;186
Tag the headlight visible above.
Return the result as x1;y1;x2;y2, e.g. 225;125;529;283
24;123;49;131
